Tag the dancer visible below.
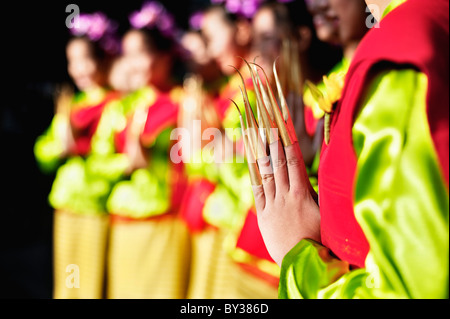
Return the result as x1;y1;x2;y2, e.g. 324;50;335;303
179;0;279;298
34;12;121;298
105;1;189;298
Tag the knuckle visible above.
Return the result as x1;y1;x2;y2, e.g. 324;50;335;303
261;173;275;184
289;185;307;198
273;158;286;168
287;156;302;167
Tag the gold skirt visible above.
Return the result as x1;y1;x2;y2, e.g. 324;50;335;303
107;214;190;299
53;210;109;299
186;227;279;299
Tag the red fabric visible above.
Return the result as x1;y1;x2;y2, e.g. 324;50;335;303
113;89;186;214
70;92;118;156
114;127;126;154
169;159;188;212
319;0;449;268
215;77;254;120
304;105;318;137
141;93;179;147
235;208;274;262
114;92;179;153
179;178;217;232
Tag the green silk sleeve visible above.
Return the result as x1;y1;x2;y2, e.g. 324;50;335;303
105;128;173;218
47;99;130;215
86;100;130;182
279;69;449;299
34;114;67;173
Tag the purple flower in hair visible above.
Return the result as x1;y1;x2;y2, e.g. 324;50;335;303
189;11;204;31
158;12;175;36
225;0;241;14
88;13;110;41
129;1;177;37
70;12;119;54
129;2;163;29
211;0;264;19
241;0;263;18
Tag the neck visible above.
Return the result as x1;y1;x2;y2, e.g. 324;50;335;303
367;0;392;21
343;41;360;61
152;81;174;94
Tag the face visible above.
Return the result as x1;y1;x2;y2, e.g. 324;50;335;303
201;8;241;75
121;30;155;91
66;38;102;91
252;7;281;74
109;57;131;93
306;0;340;45
181;31;211;67
328;0;368;46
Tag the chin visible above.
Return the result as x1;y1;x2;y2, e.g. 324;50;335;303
220;63;235;76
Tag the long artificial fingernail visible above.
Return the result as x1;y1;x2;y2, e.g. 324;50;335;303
273;58;298;145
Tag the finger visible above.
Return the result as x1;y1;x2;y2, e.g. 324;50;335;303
258;156;275;201
284;142;309;192
252;185;266;212
269;140;289;193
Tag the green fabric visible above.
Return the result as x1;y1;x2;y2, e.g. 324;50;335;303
222;90;256;141
34;89;103;173
34;87;114;174
279;69;449;299
46;94;132;215
48;156;113;215
202;159;254;231
34;114;67;173
382;0;407;19
203;184;241;230
183;82;257;230
106;127;173;218
185;153;221;183
105;166;170;219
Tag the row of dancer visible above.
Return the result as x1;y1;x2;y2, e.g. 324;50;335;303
35;0;369;298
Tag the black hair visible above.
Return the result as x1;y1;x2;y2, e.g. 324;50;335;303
135;27;176;54
67;35;110;62
131;27;186;85
261;0;314;36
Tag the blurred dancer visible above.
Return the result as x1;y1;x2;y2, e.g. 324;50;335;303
105;1;189;299
178;0;280;299
178;14;230;299
251;0;449;299
34;12;121;298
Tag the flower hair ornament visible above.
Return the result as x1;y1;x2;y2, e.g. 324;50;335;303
129;1;177;38
189;11;204;31
211;0;294;19
69;12;120;55
211;0;265;19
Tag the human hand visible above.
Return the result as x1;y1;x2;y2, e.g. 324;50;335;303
252;140;321;266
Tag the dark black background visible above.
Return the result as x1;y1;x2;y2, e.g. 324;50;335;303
0;0;207;299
